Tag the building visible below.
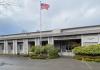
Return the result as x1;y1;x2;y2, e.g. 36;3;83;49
0;25;100;55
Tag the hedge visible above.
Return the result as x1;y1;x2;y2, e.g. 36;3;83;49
72;44;100;62
72;44;100;56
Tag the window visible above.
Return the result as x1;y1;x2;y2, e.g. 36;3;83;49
17;42;23;51
10;45;13;50
8;43;13;50
1;46;4;50
18;44;23;50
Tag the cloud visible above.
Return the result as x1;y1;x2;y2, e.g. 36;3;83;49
0;0;100;35
83;7;100;18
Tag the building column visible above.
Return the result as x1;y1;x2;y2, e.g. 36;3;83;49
48;37;54;45
4;40;8;54
35;38;40;46
23;39;28;54
13;40;17;54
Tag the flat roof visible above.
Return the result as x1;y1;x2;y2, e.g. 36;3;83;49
0;24;100;37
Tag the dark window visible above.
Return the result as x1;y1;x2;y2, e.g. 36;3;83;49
17;42;23;51
2;46;4;50
10;45;13;50
19;44;23;50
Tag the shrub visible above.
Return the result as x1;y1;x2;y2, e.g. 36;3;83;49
29;44;59;59
72;46;84;55
45;44;59;58
72;44;100;56
40;46;47;54
30;46;39;52
48;47;59;59
34;47;41;54
73;44;100;62
30;54;47;59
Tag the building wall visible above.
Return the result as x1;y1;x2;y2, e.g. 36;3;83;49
0;25;100;54
62;26;100;33
81;34;99;46
0;34;100;55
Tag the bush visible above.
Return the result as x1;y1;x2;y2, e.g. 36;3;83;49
73;44;100;62
34;47;41;54
30;54;47;59
29;44;59;59
48;47;59;59
72;44;100;56
30;46;35;52
40;46;47;54
44;44;59;58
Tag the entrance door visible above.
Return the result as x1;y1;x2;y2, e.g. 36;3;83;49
54;39;81;52
54;40;67;52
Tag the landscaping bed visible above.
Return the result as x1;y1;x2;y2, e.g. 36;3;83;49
74;55;100;62
72;44;100;62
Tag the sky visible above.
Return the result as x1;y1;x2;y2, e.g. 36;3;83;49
0;0;100;35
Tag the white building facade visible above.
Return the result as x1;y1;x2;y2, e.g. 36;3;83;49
0;25;100;55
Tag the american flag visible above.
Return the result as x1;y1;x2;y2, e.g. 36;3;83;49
41;3;50;10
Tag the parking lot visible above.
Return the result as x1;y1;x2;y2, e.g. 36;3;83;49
0;55;100;70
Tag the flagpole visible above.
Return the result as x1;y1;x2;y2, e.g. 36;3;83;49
40;1;42;47
39;1;49;47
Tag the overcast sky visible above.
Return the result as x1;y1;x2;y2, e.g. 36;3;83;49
0;0;100;35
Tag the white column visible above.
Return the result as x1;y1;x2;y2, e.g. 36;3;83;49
23;39;28;54
35;38;40;46
4;40;8;54
13;40;17;54
48;37;54;45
